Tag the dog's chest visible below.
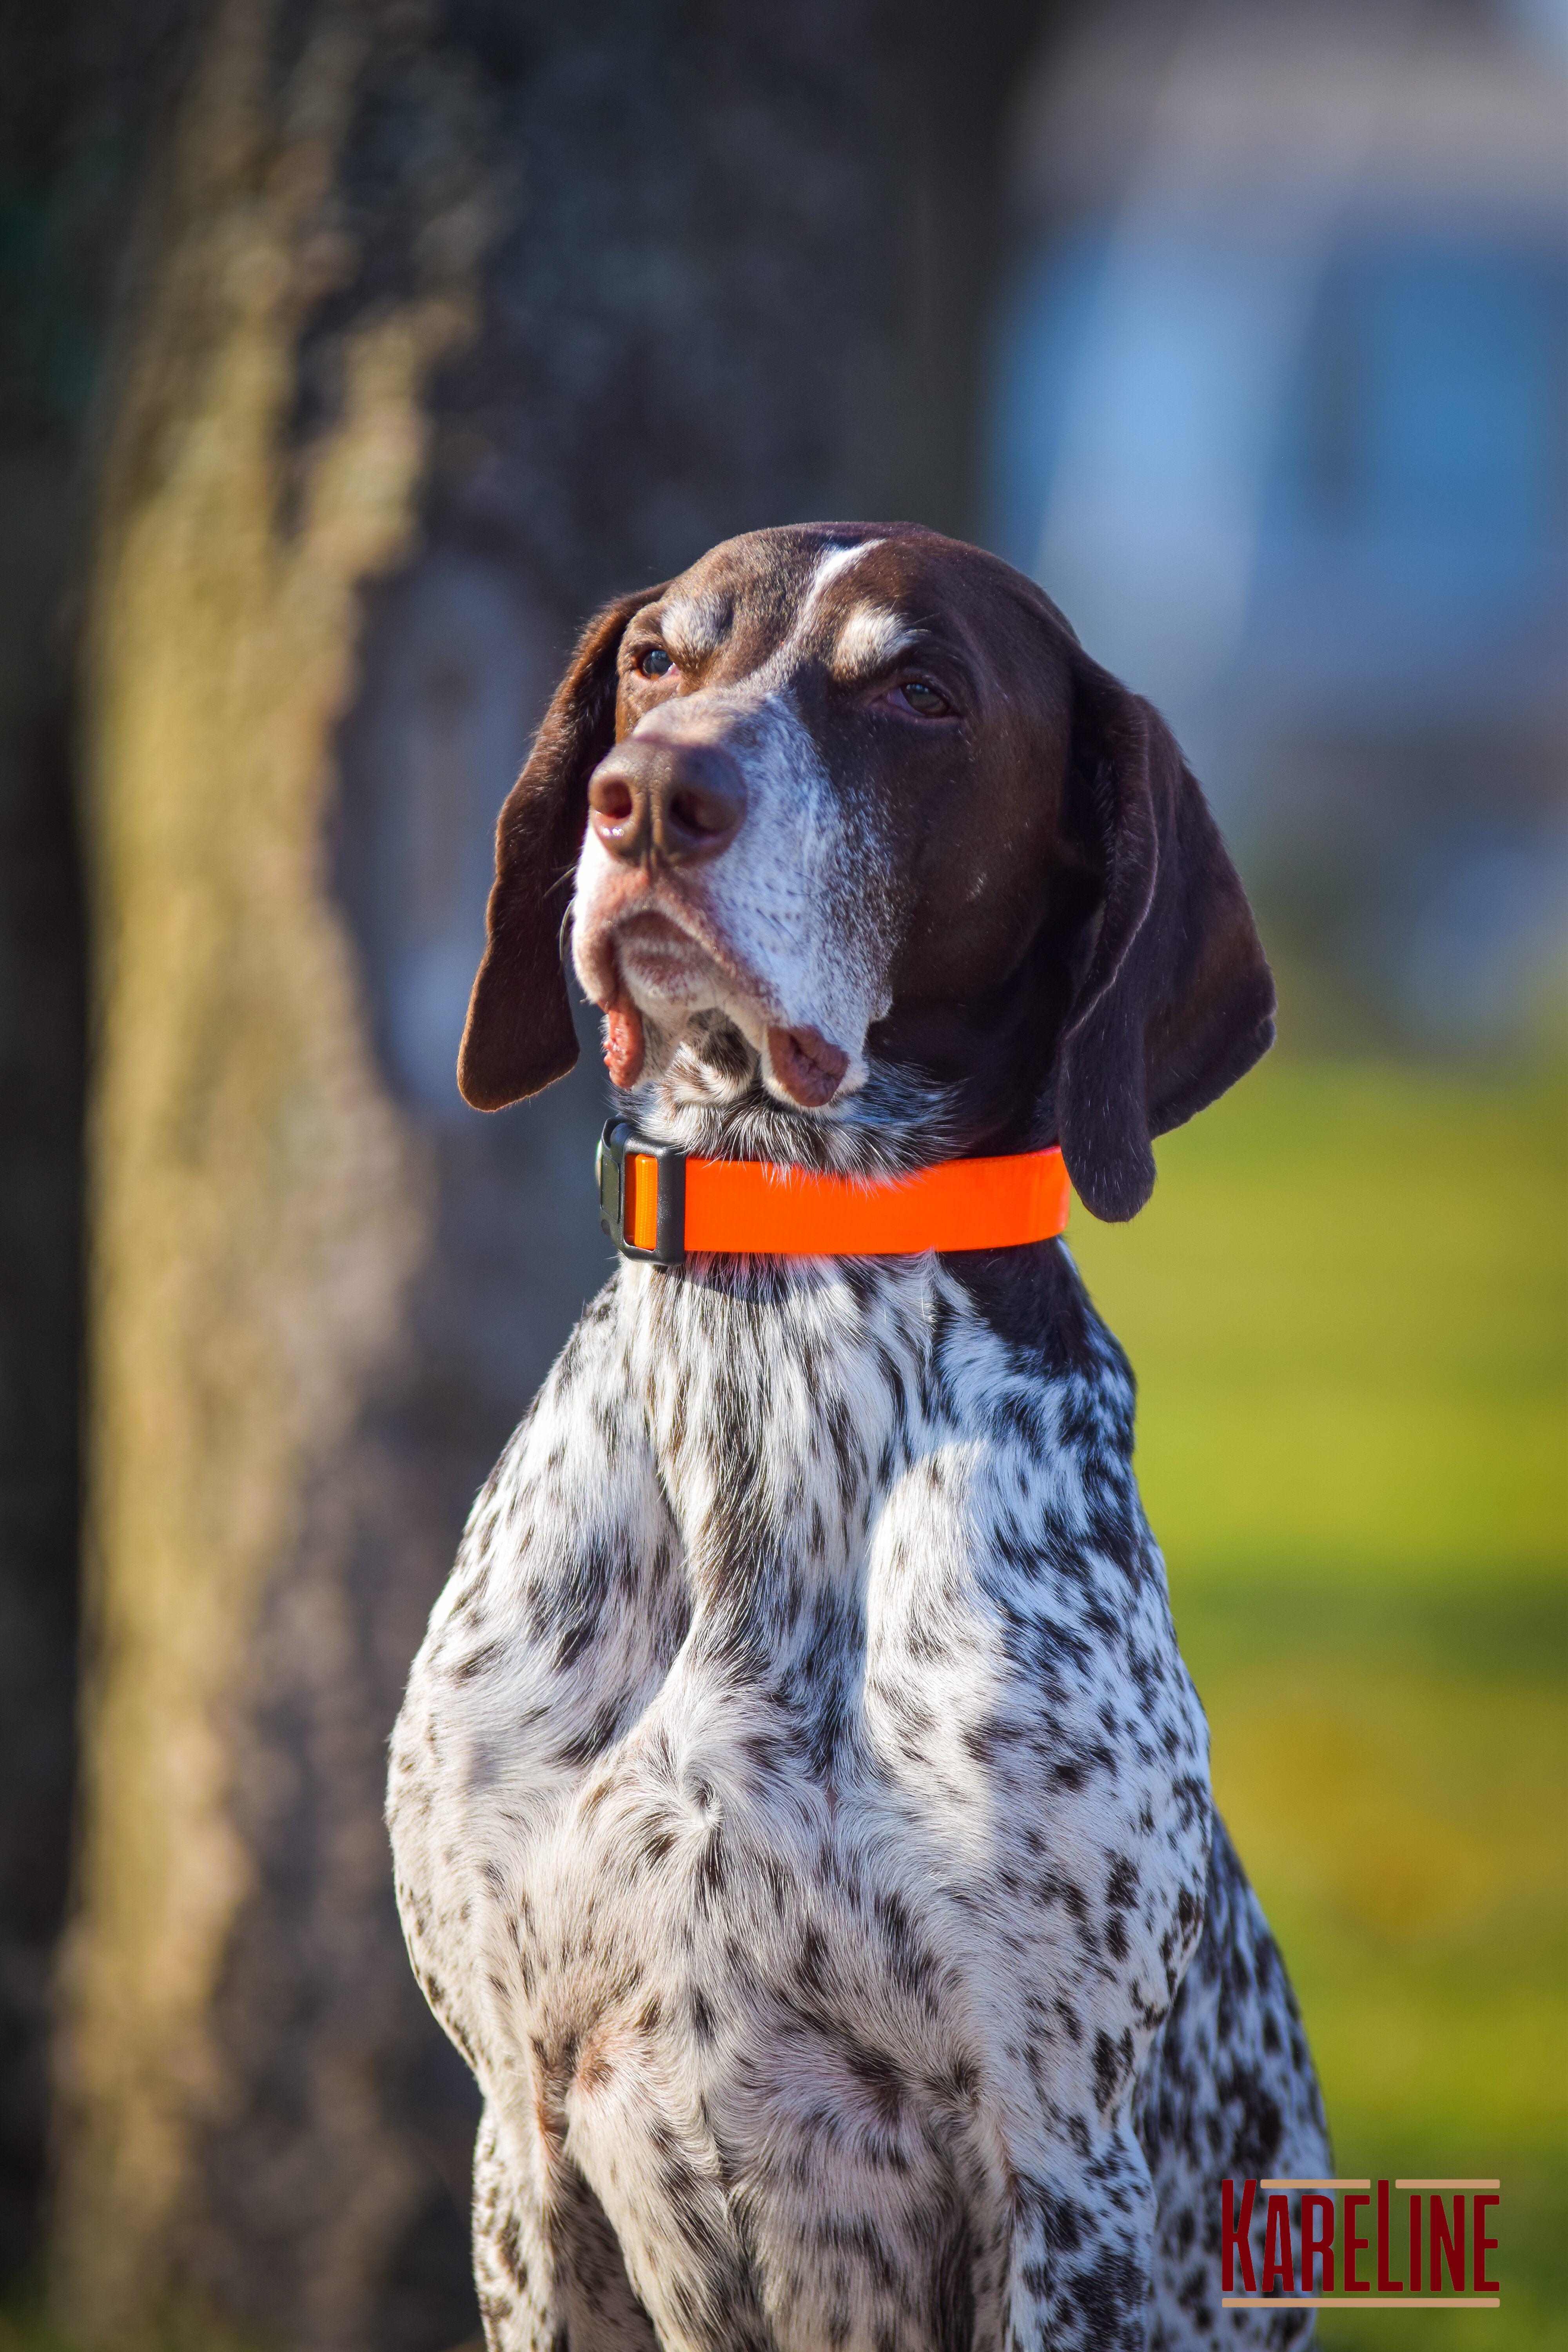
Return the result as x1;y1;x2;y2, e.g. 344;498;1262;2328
390;1254;1209;2277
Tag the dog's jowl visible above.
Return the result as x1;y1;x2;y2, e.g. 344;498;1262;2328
388;524;1331;2352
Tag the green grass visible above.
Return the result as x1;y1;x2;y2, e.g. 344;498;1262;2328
1071;1054;1567;2346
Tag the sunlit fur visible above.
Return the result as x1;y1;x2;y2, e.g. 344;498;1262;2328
390;537;1330;2350
389;1158;1328;2349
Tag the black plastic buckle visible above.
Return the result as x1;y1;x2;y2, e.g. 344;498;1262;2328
597;1120;688;1265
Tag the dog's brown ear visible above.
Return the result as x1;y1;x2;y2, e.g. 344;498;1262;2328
1053;654;1275;1221
457;583;669;1111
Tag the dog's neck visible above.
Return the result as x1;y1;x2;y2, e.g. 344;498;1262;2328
612;1239;1143;1744
620;1223;1134;1522
612;1026;955;1176
605;1015;1111;1376
608;1013;1045;1178
624;1252;932;1615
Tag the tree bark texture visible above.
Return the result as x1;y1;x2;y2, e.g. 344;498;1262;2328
54;8;469;2342
0;0;194;2286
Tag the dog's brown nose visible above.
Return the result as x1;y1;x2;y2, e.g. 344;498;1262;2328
587;738;746;866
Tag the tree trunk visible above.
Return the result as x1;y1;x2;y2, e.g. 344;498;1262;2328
53;7;468;2341
0;0;194;2288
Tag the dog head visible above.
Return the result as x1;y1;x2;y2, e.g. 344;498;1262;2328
457;523;1272;1220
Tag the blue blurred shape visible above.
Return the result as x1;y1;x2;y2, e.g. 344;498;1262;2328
988;1;1568;1047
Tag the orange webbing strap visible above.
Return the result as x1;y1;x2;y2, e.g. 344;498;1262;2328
622;1152;664;1252
625;1145;1070;1258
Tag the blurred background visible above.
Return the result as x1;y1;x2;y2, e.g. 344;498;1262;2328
0;1;1561;2347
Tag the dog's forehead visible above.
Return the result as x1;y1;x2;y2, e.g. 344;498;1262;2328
652;525;1032;684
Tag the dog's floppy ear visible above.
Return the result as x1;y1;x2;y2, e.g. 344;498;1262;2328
1052;653;1275;1221
457;582;669;1111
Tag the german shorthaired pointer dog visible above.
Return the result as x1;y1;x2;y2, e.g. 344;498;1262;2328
388;523;1331;2351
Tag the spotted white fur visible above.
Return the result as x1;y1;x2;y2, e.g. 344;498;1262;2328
391;1211;1327;2350
392;533;1330;2349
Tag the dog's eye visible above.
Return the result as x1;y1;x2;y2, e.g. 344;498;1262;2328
894;679;953;717
637;646;675;679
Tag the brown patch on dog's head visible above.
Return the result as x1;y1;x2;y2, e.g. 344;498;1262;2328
455;524;1273;1218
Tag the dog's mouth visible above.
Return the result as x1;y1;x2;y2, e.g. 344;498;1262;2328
614;909;720;999
761;1023;849;1109
602;910;717;1089
581;903;852;1109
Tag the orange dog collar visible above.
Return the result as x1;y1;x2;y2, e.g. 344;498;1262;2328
596;1119;1070;1264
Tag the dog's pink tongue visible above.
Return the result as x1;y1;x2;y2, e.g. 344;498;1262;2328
766;1024;850;1108
603;1005;645;1088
